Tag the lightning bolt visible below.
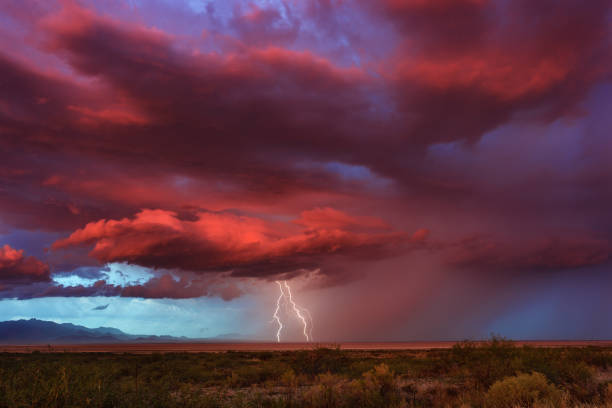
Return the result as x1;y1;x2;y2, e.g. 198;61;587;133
302;308;314;341
283;281;311;342
272;281;285;342
271;280;313;342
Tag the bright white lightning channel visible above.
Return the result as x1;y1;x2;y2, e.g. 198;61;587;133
271;280;313;342
272;281;285;342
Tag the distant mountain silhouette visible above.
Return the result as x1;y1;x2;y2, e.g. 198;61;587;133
0;319;190;344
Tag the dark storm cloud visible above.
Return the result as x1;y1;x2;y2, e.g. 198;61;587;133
2;0;610;212
0;0;611;310
447;235;612;272
0;273;242;301
374;0;612;149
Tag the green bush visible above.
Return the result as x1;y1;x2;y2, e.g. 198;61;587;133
485;372;563;408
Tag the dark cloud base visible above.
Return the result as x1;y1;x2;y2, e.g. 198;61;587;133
0;0;611;319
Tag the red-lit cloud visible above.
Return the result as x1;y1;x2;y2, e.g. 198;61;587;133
0;245;50;284
0;0;611;316
52;208;413;277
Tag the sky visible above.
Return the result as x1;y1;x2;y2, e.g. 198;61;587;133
1;0;612;341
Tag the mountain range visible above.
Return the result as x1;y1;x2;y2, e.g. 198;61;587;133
0;319;192;344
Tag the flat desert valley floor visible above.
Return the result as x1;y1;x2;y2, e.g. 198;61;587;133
3;340;612;353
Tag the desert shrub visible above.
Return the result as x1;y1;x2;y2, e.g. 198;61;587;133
358;363;403;407
558;361;597;402
303;364;403;408
280;368;298;387
484;372;563;408
445;336;523;391
290;346;350;377
604;383;612;403
303;372;347;407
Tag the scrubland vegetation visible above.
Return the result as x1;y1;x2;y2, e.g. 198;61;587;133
1;338;612;407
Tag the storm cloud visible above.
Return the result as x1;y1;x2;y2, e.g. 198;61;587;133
1;0;612;339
